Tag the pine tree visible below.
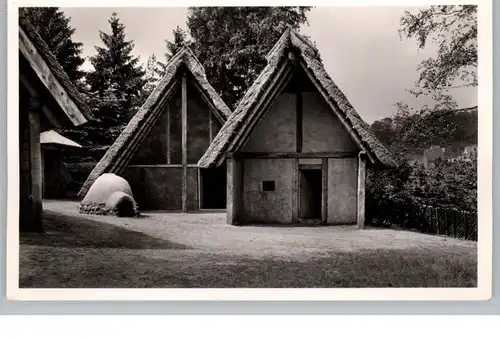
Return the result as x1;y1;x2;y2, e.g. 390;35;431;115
142;26;190;99
164;26;190;61
19;7;86;86
87;12;146;123
143;54;165;95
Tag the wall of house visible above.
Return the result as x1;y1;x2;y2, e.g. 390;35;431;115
327;157;358;224
187;87;212;163
187;168;199;210
302;91;358;152
129;90;179;165
124;80;221;210
122;166;201;211
243;93;296;152
42;149;72;199
131;82;219;165
242;158;294;223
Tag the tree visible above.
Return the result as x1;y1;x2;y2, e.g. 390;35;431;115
19;7;86;86
165;26;191;61
370;117;396;147
143;54;164;95
399;5;477;99
185;7;312;108
371;102;477;162
87;12;146;123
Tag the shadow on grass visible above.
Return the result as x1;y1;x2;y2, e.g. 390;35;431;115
20;246;477;288
20;210;190;250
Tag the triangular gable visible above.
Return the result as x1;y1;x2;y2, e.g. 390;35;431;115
198;27;395;168
78;46;232;197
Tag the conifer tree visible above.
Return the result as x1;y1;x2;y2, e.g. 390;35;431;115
143;26;191;98
87;12;146;123
19;7;86;86
143;54;165;95
164;26;191;61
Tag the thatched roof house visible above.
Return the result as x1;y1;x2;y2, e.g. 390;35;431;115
79;45;231;212
40;130;82;199
19;17;93;232
198;27;394;226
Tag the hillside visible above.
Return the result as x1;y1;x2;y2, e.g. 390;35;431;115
370;106;478;158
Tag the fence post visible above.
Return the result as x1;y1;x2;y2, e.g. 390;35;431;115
433;207;437;235
462;211;469;239
451;210;456;238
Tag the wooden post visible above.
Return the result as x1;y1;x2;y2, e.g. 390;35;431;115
296;91;302;153
181;71;188;213
41;148;45;198
197;168;202;210
166;102;171;164
357;152;366;229
226;157;242;225
28;105;43;233
463;212;469;240
321;158;328;224
292;158;299;222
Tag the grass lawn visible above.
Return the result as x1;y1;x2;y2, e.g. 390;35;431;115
19;210;477;288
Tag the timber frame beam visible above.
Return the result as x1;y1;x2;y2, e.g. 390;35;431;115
230;151;359;159
19;28;88;126
181;71;188;213
357;151;366;229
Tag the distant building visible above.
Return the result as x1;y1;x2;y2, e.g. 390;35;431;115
463;145;477;159
422;145;445;169
451;145;477;162
40;130;82;199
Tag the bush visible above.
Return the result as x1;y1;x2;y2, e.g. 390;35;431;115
367;157;477;211
64;162;97;196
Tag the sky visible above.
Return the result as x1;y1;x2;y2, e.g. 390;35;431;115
61;6;478;124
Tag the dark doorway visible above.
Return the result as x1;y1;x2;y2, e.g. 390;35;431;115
299;169;322;219
200;164;227;209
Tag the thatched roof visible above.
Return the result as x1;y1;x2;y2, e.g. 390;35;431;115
41;130;82;148
78;46;232;197
198;27;396;168
19;16;94;122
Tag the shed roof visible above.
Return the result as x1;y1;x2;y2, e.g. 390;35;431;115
198;27;396;168
40;130;82;148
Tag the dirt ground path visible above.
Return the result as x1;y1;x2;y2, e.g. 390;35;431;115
43;200;476;260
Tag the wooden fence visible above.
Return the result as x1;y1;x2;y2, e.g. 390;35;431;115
366;200;477;241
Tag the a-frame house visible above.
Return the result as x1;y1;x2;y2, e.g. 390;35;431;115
79;46;232;212
19;16;94;232
198;27;395;227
